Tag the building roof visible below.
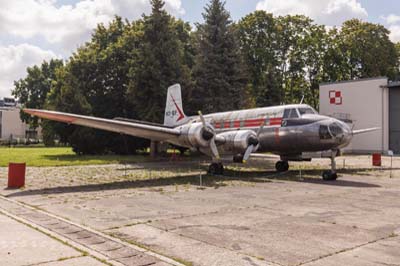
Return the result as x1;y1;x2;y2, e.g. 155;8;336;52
388;81;400;88
320;77;387;86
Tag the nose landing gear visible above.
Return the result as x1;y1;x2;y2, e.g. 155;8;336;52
322;151;338;181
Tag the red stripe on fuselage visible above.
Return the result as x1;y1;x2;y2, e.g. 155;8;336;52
213;117;282;129
270;118;282;126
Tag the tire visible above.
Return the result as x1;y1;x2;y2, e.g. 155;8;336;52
322;171;338;181
283;161;289;172
208;163;224;175
217;163;224;175
208;163;218;175
233;155;244;163
276;161;289;172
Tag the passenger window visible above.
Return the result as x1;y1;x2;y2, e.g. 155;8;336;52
283;109;299;119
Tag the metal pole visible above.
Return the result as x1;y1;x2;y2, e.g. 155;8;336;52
199;160;202;187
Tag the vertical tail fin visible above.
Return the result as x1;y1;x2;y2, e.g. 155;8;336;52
164;84;188;127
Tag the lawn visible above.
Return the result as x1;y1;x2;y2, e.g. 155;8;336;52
0;146;150;167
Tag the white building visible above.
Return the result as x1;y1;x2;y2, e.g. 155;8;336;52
320;77;400;154
0;107;41;141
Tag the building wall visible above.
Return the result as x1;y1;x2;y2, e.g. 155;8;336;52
0;108;28;139
320;77;388;154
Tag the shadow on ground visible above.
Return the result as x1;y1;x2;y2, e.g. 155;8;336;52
5;167;382;198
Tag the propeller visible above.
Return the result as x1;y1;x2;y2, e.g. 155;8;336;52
242;119;266;163
198;111;220;160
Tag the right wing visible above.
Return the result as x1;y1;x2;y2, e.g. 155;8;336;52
352;127;380;135
24;109;181;142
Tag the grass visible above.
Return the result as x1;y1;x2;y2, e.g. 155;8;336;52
0;146;150;167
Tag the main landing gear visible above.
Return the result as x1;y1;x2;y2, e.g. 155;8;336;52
275;160;289;172
208;162;224;175
322;151;338;181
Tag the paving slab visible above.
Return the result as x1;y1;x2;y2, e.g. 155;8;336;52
1;157;400;266
109;223;273;266
0;212;81;266
304;236;400;266
116;254;159;266
35;256;107;265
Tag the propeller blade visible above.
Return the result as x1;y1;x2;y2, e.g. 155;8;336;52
242;145;254;163
198;111;206;127
198;110;220;160
256;119;267;137
209;139;220;160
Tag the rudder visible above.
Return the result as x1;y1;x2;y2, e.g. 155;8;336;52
164;84;188;127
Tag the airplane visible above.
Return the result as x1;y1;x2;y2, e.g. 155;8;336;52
24;84;379;181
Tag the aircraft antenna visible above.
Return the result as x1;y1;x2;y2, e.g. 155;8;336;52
300;95;305;104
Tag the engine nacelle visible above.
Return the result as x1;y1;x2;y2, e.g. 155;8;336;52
217;130;258;154
178;122;214;148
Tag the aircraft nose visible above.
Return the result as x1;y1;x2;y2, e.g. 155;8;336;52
331;119;352;147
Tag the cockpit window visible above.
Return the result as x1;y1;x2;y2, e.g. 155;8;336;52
298;107;316;116
283;108;299;119
329;123;343;137
319;125;332;139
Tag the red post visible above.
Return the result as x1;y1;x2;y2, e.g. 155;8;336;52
372;154;382;167
8;163;26;188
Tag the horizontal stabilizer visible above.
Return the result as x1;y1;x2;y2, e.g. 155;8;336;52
352;127;380;135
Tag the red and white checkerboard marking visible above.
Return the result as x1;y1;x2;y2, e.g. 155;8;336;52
329;90;342;105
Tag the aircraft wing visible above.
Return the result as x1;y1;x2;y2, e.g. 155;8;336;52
23;109;181;141
352;127;380;135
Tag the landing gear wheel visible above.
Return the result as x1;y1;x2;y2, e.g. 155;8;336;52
322;170;338;181
208;163;224;175
275;161;289;172
233;154;244;163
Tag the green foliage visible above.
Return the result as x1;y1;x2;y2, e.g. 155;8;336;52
11;0;400;155
12;59;63;128
238;11;281;107
338;19;398;80
0;146;149;167
46;16;150;154
128;0;192;122
192;0;247;113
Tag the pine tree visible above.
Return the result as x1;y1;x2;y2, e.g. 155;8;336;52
192;0;246;113
128;0;190;123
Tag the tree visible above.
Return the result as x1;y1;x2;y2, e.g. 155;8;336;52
128;0;192;122
238;11;281;107
12;59;63;128
339;19;398;80
192;0;247;113
275;15;315;105
301;23;328;108
46;17;149;154
395;42;400;79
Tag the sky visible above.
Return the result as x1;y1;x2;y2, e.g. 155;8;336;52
0;0;399;98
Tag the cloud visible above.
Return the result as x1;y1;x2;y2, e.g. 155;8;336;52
0;0;185;98
0;0;184;53
388;25;400;43
256;0;367;26
383;14;400;25
0;44;60;97
382;14;400;42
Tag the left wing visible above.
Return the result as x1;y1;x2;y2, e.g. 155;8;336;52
24;109;181;141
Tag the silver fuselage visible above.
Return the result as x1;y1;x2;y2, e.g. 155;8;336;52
188;104;352;156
